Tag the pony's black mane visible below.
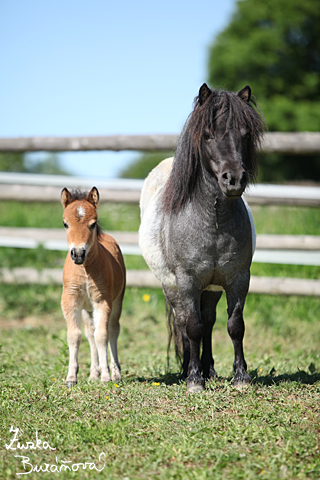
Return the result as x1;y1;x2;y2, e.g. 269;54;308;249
67;188;103;238
162;87;265;214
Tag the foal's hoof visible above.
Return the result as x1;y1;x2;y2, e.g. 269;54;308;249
66;380;77;388
186;378;205;393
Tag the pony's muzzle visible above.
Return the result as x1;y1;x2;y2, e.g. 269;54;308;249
221;169;247;197
70;247;87;265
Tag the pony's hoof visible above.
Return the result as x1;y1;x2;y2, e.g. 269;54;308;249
66;380;77;388
186;378;205;393
232;373;251;389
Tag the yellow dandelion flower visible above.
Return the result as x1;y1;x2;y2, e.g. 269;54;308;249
143;294;151;302
51;378;56;381
106;396;109;400
114;384;119;388
152;382;160;386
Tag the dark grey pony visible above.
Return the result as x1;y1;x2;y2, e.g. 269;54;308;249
139;84;265;392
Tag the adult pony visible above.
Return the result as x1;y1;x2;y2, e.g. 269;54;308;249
139;84;264;392
61;187;126;387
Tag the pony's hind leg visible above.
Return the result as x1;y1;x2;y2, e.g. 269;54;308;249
163;285;190;379
200;290;222;380
108;295;123;382
82;310;100;381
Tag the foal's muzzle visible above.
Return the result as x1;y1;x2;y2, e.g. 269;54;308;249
220;169;248;198
70;247;87;265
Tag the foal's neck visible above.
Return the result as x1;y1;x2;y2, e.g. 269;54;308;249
83;239;100;270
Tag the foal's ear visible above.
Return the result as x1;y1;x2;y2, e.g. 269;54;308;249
199;83;212;105
87;187;99;208
61;188;72;209
238;85;251;103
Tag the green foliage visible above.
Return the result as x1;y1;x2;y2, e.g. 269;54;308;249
0;153;26;172
208;0;320;131
120;151;174;179
0;152;69;174
208;0;320;182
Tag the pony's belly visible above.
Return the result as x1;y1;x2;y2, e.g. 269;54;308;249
205;284;224;292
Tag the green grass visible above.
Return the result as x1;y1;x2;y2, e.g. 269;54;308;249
0;201;320;479
0;288;320;480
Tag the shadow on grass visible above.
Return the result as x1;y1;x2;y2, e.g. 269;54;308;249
132;369;320;388
250;369;320;386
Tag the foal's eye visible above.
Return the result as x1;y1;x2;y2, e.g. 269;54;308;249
63;221;68;229
90;222;97;230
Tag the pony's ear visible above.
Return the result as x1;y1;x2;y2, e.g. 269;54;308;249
87;187;99;208
238;85;251;103
199;83;212;105
61;188;72;209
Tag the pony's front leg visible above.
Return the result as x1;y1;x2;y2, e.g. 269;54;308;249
177;283;204;393
93;301;111;383
82;310;100;381
201;290;222;380
226;285;251;387
61;298;82;387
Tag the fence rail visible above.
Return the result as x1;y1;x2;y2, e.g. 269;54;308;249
1;132;320;154
0;227;319;266
0;172;320;206
0;133;319;294
0;267;319;296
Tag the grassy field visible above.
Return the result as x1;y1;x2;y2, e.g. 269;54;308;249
0;201;320;479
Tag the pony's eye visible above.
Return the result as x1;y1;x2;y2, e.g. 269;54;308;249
203;132;212;141
63;221;68;229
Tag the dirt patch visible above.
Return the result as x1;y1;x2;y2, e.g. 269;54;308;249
0;315;65;330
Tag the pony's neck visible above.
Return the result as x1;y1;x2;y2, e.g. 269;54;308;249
197;163;239;225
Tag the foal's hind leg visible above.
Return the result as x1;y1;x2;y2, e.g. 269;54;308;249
200;290;222;380
82;310;100;381
108;295;123;382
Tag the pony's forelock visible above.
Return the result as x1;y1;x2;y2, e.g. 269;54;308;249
162;87;265;214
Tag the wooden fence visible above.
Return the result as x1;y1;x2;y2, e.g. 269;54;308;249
0;133;319;295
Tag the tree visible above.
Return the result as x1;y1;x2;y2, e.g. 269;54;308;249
0;152;69;175
208;0;320;181
120;151;174;179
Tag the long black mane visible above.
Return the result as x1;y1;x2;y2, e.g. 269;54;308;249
162;87;265;214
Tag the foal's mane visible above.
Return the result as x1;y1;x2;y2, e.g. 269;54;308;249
65;188;103;238
162;87;265;214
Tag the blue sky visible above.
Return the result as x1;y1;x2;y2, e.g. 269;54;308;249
0;0;236;178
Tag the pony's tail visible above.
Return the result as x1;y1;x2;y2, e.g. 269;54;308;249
165;297;183;370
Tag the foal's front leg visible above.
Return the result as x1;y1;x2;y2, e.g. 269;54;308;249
82;310;100;381
93;300;112;383
61;299;82;387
